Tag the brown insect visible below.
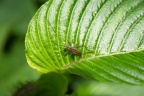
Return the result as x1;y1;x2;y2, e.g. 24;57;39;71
64;45;82;56
53;41;90;57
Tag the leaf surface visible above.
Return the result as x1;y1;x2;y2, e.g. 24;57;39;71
25;0;144;84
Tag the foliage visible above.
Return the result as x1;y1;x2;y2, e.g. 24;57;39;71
1;0;144;95
26;0;144;84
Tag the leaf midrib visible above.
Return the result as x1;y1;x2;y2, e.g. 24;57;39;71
63;49;144;68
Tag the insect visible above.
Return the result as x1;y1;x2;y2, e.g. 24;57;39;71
64;45;82;56
63;44;91;68
53;41;90;57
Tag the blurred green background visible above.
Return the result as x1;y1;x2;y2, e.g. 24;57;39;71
0;0;47;95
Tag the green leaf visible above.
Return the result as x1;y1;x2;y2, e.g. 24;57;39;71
73;81;144;96
33;72;68;96
25;0;144;84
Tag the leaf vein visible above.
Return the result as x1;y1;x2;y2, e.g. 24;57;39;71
108;1;143;52
94;0;125;54
118;14;144;51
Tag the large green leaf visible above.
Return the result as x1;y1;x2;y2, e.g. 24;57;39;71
25;0;144;84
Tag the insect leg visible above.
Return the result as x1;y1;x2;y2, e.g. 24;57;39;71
76;45;90;52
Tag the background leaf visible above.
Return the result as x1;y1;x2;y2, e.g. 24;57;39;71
25;0;144;84
33;72;68;96
72;81;144;96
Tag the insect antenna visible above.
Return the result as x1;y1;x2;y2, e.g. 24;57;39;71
76;44;91;53
82;45;90;52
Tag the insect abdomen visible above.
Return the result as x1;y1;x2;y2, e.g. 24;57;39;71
65;46;82;56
